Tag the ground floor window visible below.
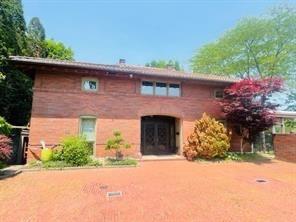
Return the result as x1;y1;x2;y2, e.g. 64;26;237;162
80;116;96;155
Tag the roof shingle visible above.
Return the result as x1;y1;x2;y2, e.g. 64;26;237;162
9;56;238;83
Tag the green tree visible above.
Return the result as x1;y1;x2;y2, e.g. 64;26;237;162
0;0;27;65
0;0;32;126
191;5;296;83
145;59;183;71
0;68;32;126
44;39;74;60
26;17;46;57
0;1;74;126
286;91;296;111
27;17;45;41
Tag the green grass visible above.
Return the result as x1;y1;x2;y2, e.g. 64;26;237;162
27;159;103;169
226;152;274;162
195;152;274;163
104;158;138;166
42;161;73;169
0;161;7;169
26;157;137;169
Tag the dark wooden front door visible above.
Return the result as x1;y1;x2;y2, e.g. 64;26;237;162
141;116;176;155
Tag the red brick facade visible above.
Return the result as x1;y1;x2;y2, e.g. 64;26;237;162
274;134;296;162
27;69;241;159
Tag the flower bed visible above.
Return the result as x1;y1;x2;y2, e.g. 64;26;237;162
26;157;138;170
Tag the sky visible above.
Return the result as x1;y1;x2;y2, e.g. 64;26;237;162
22;0;290;70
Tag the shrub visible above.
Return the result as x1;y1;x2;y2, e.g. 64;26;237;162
0;135;13;161
58;136;90;166
105;158;138;166
42;161;72;169
183;113;230;160
105;131;131;160
51;146;65;161
40;148;53;162
0;117;11;136
87;158;103;167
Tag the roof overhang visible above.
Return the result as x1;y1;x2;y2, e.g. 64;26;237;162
9;56;238;84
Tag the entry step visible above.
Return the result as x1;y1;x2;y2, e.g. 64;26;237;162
140;155;185;161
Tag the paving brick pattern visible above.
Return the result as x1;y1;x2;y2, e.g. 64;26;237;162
0;160;295;222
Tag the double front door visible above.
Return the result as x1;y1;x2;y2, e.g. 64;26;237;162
141;116;176;155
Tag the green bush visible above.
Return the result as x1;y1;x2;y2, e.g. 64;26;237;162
42;161;72;169
87;158;103;167
40;148;53;162
105;131;131;160
52;147;64;161
105;158;138;166
58;136;91;166
0;117;11;136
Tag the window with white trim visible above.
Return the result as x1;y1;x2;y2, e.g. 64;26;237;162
80;117;96;155
214;89;224;99
82;78;98;92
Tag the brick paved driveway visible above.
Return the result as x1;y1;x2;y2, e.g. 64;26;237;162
0;160;295;222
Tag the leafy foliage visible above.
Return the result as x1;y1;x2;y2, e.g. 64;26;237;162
220;77;283;149
0;0;27;65
26;17;46;57
0;1;74;126
183;113;230;160
105;158;138;166
286;91;296;111
27;17;45;41
0;135;12;161
285;119;296;131
0;68;33;125
191;5;296;85
145;59;183;71
0;117;11;136
56;136;91;166
44;39;74;60
105;131;131;160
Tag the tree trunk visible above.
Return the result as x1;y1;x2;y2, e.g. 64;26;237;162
240;137;243;154
262;131;266;153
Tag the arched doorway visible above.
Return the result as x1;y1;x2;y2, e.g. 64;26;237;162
141;115;180;155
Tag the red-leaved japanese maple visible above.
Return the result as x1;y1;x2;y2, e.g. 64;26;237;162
0;135;12;161
220;77;283;152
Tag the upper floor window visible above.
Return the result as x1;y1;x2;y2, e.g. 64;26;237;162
214;89;224;99
168;83;180;97
141;81;154;95
155;82;167;96
82;78;98;92
141;81;180;97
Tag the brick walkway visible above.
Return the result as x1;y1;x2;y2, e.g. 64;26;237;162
0;160;295;222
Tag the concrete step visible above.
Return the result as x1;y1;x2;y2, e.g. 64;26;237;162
140;155;186;162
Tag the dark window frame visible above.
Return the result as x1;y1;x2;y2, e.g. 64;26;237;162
214;89;224;99
141;80;181;97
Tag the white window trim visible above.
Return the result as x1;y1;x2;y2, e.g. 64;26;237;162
81;78;99;92
79;116;97;156
141;80;181;97
214;89;224;99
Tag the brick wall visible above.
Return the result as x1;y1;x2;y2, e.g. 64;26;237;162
27;69;242;159
274;134;296;162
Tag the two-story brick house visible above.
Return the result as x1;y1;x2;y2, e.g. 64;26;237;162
10;56;243;159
